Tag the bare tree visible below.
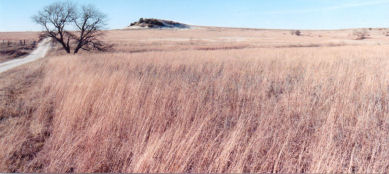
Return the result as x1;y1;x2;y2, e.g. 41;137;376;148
73;5;107;53
33;2;76;53
33;1;108;54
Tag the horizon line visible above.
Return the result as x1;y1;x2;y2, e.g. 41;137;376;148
0;25;387;32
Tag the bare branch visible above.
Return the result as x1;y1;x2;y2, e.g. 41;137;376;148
33;2;109;54
73;5;108;54
33;1;77;53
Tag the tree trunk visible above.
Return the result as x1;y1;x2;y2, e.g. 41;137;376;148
74;44;82;54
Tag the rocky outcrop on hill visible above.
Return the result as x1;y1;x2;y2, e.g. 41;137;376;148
129;18;190;29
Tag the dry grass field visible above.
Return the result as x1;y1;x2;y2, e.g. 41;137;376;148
1;27;389;173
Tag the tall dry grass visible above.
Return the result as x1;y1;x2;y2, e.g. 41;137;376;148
2;45;388;173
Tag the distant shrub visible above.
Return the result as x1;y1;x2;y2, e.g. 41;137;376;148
290;30;301;36
353;29;369;40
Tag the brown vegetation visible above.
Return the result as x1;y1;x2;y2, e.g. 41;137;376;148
1;28;389;173
0;60;51;172
353;29;369;40
108;27;389;53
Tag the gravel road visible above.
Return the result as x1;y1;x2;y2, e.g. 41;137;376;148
0;38;51;74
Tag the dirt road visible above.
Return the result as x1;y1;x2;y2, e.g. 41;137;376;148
0;38;51;74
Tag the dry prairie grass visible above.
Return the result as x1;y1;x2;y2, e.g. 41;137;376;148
0;60;51;172
103;27;389;53
0;32;39;41
1;42;389;172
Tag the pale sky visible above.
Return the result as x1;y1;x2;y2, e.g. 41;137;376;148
1;0;389;31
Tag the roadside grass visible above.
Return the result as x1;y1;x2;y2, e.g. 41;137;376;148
0;60;54;172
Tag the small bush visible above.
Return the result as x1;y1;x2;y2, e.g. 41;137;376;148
290;30;301;36
353;29;369;40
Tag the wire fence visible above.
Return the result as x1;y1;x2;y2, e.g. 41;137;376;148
0;40;38;50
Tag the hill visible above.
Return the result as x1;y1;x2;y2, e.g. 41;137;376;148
128;18;190;29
